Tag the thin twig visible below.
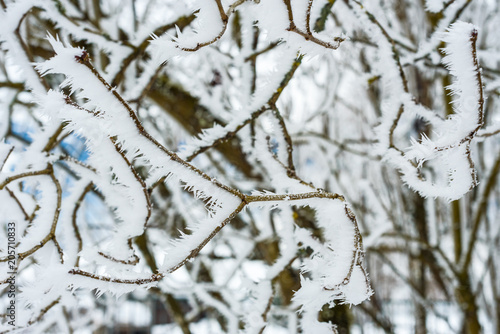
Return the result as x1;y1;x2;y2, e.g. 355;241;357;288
244;42;280;62
0;168;52;190
178;0;229;52
282;0;345;49
111;14;197;86
0;146;14;171
72;183;93;267
68;188;364;286
266;136;315;189
305;0;314;35
68;269;164;285
97;251;140;265
17;169;63;262
74;51;244;199
5;186;30;220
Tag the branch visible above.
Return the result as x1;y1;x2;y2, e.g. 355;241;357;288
305;0;314;35
432;28;484;153
182;55;303;163
294;132;381;160
282;0;345;49
111;13;197;86
5;186;30;220
70;183;90;267
0;168;52;190
27;297;61;326
17;170;63;263
461;150;500;273
244;42;280;62
373;250;456;330
67;189;365;288
271;108;295;172
177;0;229;52
245;190;344;203
0;81;24;90
265;135;314;189
74;52;245;198
68;268;164;285
0;146;14;171
166;200;246;273
350;1;409;151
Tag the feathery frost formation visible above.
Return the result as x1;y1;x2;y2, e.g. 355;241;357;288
1;0;498;332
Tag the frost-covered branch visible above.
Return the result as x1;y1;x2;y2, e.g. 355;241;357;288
283;0;345;49
399;22;484;200
2;0;500;332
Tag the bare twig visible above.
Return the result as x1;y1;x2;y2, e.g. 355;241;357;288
282;0;344;49
68;189;365;286
27;297;61;326
244;42;280;62
0;168;52;190
177;0;229;52
111;14;197;86
0;146;14;171
271;108;295;172
68;268;163;284
72;183;93;267
74;51;244;198
461;150;500;273
5;186;30;220
16;169;63;262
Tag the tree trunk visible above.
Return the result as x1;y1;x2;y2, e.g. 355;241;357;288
456;273;481;334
